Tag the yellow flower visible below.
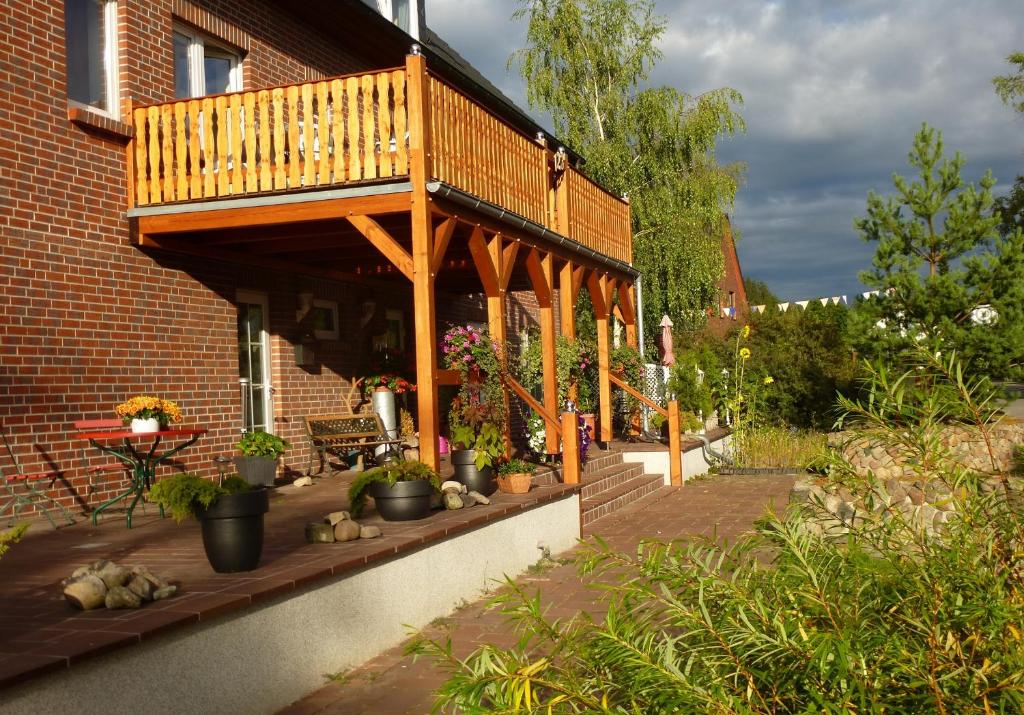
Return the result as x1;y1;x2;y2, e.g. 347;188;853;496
739;347;751;360
764;376;774;385
741;325;751;339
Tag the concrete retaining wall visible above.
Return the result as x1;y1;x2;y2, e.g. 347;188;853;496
0;495;581;715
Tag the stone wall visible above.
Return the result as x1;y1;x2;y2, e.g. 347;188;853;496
829;423;1024;480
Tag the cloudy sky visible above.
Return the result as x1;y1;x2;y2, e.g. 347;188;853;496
427;0;1023;302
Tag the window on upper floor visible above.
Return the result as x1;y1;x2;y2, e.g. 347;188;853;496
64;0;119;116
362;0;419;39
173;24;242;99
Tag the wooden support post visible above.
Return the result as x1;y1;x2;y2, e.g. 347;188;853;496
560;411;580;485
488;234;510;454
619;282;638;348
558;260;579;339
527;249;559;454
588;271;612;443
668;400;682;486
406;51;439;472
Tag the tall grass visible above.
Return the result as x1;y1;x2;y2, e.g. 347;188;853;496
731;426;826;469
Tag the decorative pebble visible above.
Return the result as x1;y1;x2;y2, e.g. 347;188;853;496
293;476;314;487
359;525;382;539
334;520;361;542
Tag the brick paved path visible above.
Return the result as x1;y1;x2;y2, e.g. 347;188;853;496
279;473;794;715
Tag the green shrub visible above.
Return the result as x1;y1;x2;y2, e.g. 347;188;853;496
731;426;827;469
149;473;251;522
347;460;441;517
497;458;536;476
411;348;1024;712
236;431;290;459
0;524;27;560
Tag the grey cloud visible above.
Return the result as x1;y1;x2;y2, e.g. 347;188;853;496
427;0;1024;303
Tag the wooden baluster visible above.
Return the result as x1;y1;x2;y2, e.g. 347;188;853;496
287;85;300;188
229;93;243;194
361;73;377;180
301;83;315;187
215;95;229;196
330;79;345;183
346;76;360;180
133;107;149;205
392;71;407;175
256;91;270;192
200;98;215;197
187;99;201;198
272;88;285;190
244;92;257;194
317;81;330;185
146;105;161;204
174;102;187;200
159;103;174;202
376;72;393;178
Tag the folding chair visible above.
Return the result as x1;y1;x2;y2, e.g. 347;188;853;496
73;419;131;493
0;422;74;529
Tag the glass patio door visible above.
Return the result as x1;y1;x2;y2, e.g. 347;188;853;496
237;291;274;433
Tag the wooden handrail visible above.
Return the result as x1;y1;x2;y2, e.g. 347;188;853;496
608;372;667;417
505;376;562;438
608;372;682;486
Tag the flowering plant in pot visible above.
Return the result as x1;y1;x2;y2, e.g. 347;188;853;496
234;431;290;486
115;396;183;433
149;473;268;573
496;458;536;494
442;325;507;496
348;460;441;521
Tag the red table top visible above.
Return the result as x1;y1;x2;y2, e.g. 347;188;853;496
78;428;208;440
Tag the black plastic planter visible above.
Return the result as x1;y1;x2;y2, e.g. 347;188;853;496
367;479;434;521
196;489;270;573
451;450;497;496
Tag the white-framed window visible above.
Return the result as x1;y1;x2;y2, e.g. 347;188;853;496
311;299;340;341
237;290;275;434
363;0;418;39
65;0;119;117
173;24;242;98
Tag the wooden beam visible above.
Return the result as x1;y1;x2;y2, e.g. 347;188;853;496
526;249;559;453
431;217;457;275
407;51;439;472
588;271;612;442
525;249;551;307
486;233;511;455
346;214;413;282
620;282;638;348
137;191;412;235
500;241;520;291
560;411;580;485
668;400;683;486
559;260;577;339
467;226;499;296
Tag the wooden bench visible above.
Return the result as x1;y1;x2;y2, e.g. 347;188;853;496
304;413;402;475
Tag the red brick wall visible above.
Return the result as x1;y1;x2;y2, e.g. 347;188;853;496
0;0;398;515
706;224;749;338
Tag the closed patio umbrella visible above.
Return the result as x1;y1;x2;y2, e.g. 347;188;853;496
659;315;675;367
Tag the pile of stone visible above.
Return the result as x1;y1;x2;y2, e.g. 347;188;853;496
440;481;489;510
790;474;1024;539
62;560;177;611
305;511;383;543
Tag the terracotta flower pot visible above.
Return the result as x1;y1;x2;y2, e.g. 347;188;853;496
497;472;532;494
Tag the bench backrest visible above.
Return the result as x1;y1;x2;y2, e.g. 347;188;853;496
305;414;385;442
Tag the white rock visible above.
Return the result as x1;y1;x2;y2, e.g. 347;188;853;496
440;480;466;494
293;476;314;487
325;511;350;525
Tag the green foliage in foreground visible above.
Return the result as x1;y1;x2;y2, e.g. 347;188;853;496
149;473;251;523
0;523;27;560
410;349;1024;713
731;426;827;470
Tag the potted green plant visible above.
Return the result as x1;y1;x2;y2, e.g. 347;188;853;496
496;458;536;494
442;325;508;496
234;431;290;486
149;473;269;573
348;460;441;521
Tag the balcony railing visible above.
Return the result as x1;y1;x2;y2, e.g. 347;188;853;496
129;57;632;266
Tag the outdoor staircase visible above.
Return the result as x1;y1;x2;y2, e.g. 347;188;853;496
536;448;668;527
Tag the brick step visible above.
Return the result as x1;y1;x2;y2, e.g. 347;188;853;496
579;462;645;500
580;474;665;527
533;448;625;486
580;485;676;534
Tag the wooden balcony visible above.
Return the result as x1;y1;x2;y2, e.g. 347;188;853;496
128;59;632;266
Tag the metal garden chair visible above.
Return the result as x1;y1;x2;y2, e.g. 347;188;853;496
0;422;74;529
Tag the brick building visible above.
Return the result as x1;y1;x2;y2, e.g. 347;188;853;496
705;219;748;337
1;0;640;513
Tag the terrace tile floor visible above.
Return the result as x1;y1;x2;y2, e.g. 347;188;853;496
279;472;796;715
0;466;579;690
